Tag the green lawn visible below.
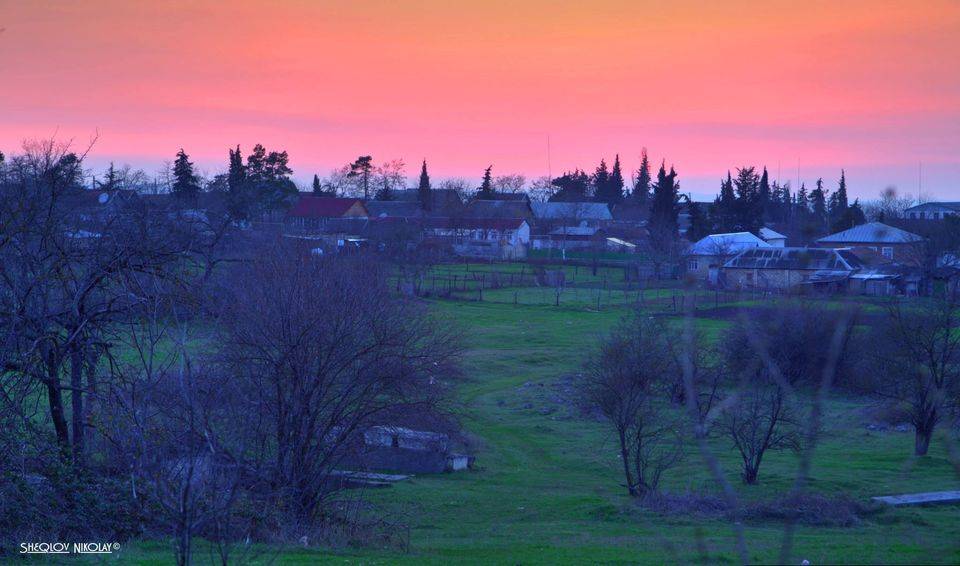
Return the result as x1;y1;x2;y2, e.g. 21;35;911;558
111;284;959;564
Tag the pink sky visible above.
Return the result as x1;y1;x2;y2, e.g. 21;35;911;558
1;0;958;199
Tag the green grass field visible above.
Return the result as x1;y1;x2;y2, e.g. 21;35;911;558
107;268;959;564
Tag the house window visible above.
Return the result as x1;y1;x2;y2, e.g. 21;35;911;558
688;259;699;271
933;212;940;219
910;212;917;219
881;247;894;259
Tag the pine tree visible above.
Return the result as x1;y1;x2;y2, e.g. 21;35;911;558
809;178;828;232
648;162;680;252
758;166;771;221
172;149;199;198
418;160;432;211
477;165;494;199
246;144;268;181
829;170;851;232
98;162;120;191
312;174;323;195
348;155;374;199
733;166;762;233
605;154;625;204
633;148;651;206
836;170;849;210
592;159;610;202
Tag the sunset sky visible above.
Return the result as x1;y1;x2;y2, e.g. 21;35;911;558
2;0;958;199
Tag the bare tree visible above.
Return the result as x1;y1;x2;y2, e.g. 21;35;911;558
722;377;803;485
869;297;960;455
585;311;683;496
492;174;526;194
219;245;461;520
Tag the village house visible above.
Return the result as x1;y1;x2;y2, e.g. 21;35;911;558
530;201;613;228
722;247;863;292
758;227;787;247
815;222;924;264
904;202;960;220
422;217;530;259
685;232;771;283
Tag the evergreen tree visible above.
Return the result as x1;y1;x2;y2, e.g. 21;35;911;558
828;170;850;231
602;154;625;204
418;160;432;211
633;148;651;206
592;158;610;202
228;145;246;191
312;174;323;195
549;170;590;202
710;171;737;233
686;198;711;242
348;155;374;199
732;166;762;233
477;165;494;199
758;166;771;221
836;170;849;210
648;162;680;252
97;162;120;191
246;144;268;181
171;149;199;198
809;178;828;233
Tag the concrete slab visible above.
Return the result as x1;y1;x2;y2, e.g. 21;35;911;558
871;491;960;506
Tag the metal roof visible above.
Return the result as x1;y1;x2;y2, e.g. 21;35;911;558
687;232;770;255
817;222;922;244
723;247;859;271
759;227;786;240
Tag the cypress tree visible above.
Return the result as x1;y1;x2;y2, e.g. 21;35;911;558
418;160;432;211
809;178;828;232
312;174;323;195
648;162;680;251
172;149;199;198
228;146;245;191
633;148;651;206
477;165;494;199
710;172;737;233
758;166;771;221
592;158;610;202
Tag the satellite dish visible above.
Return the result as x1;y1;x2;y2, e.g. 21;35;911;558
97;192;110;204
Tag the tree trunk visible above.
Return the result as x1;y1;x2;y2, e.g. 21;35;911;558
70;346;85;463
914;427;932;456
618;431;637;496
44;353;70;455
742;464;759;485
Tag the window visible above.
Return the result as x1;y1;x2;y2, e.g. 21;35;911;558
910;212;917;219
881;247;894;259
688;259;699;271
933;212;940;219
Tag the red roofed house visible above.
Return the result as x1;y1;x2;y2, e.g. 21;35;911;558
286;196;368;231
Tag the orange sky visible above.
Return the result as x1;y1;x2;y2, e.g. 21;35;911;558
2;0;958;198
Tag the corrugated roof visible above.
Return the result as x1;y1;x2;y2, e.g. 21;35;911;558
905;202;960;212
724;247;859;271
531;202;613;221
817;222;922;244
687;232;770;255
